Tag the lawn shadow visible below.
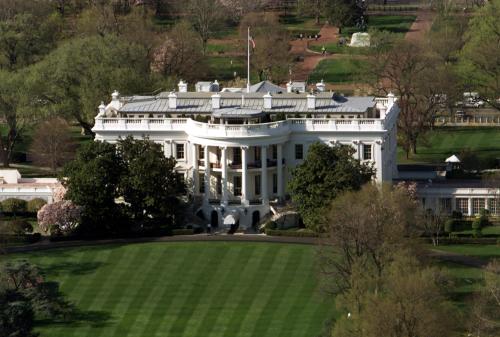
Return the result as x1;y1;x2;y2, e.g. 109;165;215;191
37;308;113;329
41;261;106;277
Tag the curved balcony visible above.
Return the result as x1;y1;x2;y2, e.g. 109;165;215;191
186;119;290;139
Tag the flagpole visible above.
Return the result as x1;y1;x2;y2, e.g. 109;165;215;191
247;26;250;93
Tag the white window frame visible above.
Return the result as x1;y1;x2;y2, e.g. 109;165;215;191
175;142;186;161
362;144;372;161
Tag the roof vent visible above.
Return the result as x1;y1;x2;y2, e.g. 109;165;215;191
178;80;188;93
168;92;177;109
212;93;221;109
307;93;316;110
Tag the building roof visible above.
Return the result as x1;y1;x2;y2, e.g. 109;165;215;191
212;107;265;118
119;92;375;114
249;81;284;94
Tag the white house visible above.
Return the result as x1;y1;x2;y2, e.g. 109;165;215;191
92;81;400;229
0;169;61;203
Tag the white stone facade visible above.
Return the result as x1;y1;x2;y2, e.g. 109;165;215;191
0;170;61;203
92;86;399;229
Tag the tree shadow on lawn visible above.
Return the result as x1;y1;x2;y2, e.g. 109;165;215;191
41;261;106;277
37;308;113;329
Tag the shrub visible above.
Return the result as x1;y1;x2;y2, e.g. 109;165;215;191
2;198;27;214
171;228;194;235
27;198;47;213
451;211;462;219
37;201;82;235
265;221;277;230
265;228;321;237
472;215;489;230
0;220;33;235
444;219;455;233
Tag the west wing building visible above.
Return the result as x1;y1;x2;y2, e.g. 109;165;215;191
92;81;400;229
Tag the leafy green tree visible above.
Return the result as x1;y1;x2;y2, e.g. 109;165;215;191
117;137;186;230
0;289;36;337
62;140;126;235
327;0;366;34
459;0;500;109
288;142;374;231
27;35;152;135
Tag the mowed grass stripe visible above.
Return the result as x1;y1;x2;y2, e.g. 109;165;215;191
166;245;231;336
206;247;284;337
247;248;303;337
221;245;293;337
218;245;291;337
89;246;152;337
112;246;179;337
135;244;194;337
143;244;208;337
107;246;162;337
186;244;258;337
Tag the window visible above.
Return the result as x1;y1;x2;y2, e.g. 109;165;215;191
273;174;278;194
254;147;261;161
176;143;185;159
489;198;499;215
272;145;277;160
456;198;469;215
295;144;304;160
216;176;222;195
234;176;242;196
255;175;261;195
439;198;452;214
362;144;372;160
199;173;205;193
233;148;241;165
198;145;204;159
472;198;485;215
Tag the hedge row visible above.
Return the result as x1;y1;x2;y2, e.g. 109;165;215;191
171;228;195;235
1;198;47;215
1;233;41;245
265;229;322;238
436;237;500;245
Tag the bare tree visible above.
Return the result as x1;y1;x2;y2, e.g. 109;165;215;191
187;0;224;55
296;0;328;25
421;208;446;246
29;118;76;173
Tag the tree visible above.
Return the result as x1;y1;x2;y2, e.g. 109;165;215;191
459;0;500;110
364;39;450;157
288;142;374;231
37;201;82;235
296;0;328;25
332;253;457;337
327;0;366;34
0;70;40;167
318;184;419;295
27;35;151;135
29;118;76;173
0;289;36;337
239;12;291;82
421;208;446;246
117;136;186;229
62;140;125;235
151;20;207;82
187;0;224;55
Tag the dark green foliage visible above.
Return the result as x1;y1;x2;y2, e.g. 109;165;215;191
2;198;27;215
27;198;47;214
0;289;36;337
0;219;32;235
444;219;455;233
265;229;320;237
265;220;277;230
117;136;186;229
27;35;152;134
288;142;374;230
62;141;126;236
472;215;489;231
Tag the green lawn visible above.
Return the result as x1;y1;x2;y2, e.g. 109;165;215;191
398;127;500;164
432;244;500;261
308;58;368;83
8;242;334;337
341;15;416;37
281;15;322;37
309;43;371;55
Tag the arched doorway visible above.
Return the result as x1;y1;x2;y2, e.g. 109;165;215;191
251;210;260;231
210;210;219;228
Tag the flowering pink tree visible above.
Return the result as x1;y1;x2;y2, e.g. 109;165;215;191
52;184;67;202
37;201;82;235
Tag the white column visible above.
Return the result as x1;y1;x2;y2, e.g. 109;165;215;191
204;145;210;203
261;145;268;204
191;143;199;194
221;146;228;206
468;198;473;216
374;141;383;182
242;146;248;204
277;144;284;199
484;198;489;211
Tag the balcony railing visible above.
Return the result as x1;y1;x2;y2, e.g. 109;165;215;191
93;113;393;136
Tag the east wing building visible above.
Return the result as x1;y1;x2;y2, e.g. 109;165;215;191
92;81;400;228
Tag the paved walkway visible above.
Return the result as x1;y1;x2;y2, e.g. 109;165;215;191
405;10;435;42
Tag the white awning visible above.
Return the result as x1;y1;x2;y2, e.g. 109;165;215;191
223;212;240;225
445;155;461;163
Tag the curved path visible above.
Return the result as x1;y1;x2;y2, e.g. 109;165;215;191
2;235;489;269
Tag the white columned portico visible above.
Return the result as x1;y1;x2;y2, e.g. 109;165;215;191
261;145;268;204
191;143;199;194
204;145;210;203
221;146;228;206
277;143;283;199
242;146;249;205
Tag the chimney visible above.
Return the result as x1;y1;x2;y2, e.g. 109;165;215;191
387;92;396;107
316;79;325;92
379;106;387;119
98;101;106;116
178;80;188;93
286;80;293;93
263;92;272;109
168;92;177;109
110;90;121;109
212;93;221;109
307;93;316;110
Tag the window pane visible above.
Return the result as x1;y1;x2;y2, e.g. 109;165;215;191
472;198;485;215
363;144;372;160
234;176;242;196
295;144;303;160
176;144;184;159
255;175;261;195
455;198;468;215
